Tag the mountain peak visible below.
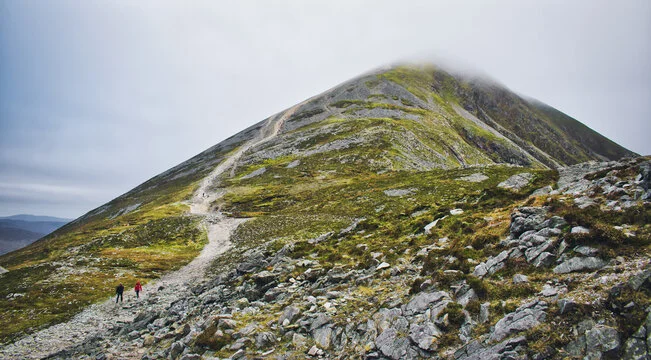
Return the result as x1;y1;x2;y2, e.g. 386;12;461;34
0;64;647;359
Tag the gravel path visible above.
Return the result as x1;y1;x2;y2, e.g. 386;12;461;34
0;105;301;359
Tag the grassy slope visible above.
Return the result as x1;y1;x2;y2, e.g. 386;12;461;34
0;63;639;346
0;133;253;344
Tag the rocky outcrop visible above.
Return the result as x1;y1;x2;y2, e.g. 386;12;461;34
489;301;547;342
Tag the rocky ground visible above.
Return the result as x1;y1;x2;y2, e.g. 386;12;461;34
1;158;646;359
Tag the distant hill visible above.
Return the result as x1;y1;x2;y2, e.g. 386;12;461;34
0;215;70;255
0;214;72;223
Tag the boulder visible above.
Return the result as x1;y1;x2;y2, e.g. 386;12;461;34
313;326;333;349
454;335;527;360
278;306;300;326
489;301;547;342
169;341;185;359
479;303;490;324
375;327;410;360
512;274;529;284
292;333;307;349
524;240;554;263
404;291;450;316
571;226;590;234
255;331;276;348
553;257;607;274
585;325;620;356
252;271;277;286
498;173;533;191
473;249;512;278
310;313;331;331
574;246;599;257
509;207;547;237
408;322;442;351
557;299;577;315
621;311;650;359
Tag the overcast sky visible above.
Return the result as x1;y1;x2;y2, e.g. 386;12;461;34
1;0;650;219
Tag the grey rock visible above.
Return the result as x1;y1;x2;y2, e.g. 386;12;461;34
557;299;577;315
405;291;450;315
628;266;651;291
292;333;307;349
473;249;512;278
525;240;554;263
536;227;562;237
454;335;527;360
574;245;599;257
230;349;246;359
553;257;607;274
457;173;489;183
313;326;333;349
489;301;547;342
310;313;331;331
571;226;590;234
252;270;277;286
512;274;529;284
479;303;490;324
510;207;547;237
532;252;555;267
286;160;300;168
375;327;410;360
498;173;533;191
179;355;201;360
308;232;334;244
373;308;408;333
457;288;478;308
585;325;620;354
241;166;266;179
255;331;276;348
409;322;442;351
384;188;416;197
574;196;596;209
540;215;568;229
169;341;185;360
278;306;300;326
621;311;650;359
307;345;319;356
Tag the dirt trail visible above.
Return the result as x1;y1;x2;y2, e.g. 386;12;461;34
0;104;302;360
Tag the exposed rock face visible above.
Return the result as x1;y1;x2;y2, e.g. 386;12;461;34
553;257;607;274
498;172;533;191
489;301;548;342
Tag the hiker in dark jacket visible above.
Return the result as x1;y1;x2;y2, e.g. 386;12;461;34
116;283;124;303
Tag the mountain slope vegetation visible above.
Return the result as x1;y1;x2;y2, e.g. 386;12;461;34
0;64;646;360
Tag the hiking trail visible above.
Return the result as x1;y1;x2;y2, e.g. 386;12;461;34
0;104;301;359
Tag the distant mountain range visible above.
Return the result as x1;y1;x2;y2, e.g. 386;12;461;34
0;215;71;255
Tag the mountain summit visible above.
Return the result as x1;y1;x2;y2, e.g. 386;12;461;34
0;64;648;359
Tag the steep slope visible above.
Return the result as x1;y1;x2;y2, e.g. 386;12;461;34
0;64;646;359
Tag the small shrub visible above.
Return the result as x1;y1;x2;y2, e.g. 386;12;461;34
410;278;425;294
466;275;489;300
470;234;499;250
465;299;481;315
445;302;465;328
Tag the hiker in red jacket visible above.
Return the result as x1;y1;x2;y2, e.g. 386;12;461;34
134;281;142;299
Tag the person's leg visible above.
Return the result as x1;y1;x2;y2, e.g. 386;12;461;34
116;294;119;303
